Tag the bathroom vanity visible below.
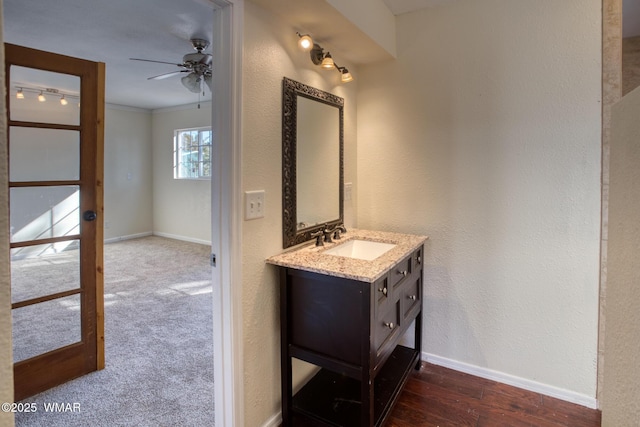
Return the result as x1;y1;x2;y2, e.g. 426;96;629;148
268;229;427;427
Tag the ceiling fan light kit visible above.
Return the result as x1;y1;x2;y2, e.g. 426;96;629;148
130;38;213;95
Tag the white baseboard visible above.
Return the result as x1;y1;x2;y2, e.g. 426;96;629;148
260;412;281;427
151;232;211;246
104;231;152;244
423;352;598;409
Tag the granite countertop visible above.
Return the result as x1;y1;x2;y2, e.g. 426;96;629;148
266;228;428;282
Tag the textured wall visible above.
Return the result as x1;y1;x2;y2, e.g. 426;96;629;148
151;104;212;243
241;2;358;425
357;0;601;399
602;87;640;425
104;106;153;240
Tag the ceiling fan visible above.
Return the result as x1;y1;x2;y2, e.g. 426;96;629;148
130;38;212;93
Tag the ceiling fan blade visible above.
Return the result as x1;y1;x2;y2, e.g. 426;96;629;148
148;70;189;80
130;58;184;67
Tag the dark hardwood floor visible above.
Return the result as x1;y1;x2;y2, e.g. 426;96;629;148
387;363;601;427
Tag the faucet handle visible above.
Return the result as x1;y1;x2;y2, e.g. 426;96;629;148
311;230;324;247
333;225;347;240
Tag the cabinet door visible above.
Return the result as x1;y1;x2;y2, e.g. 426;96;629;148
401;276;422;321
374;300;400;356
288;271;365;366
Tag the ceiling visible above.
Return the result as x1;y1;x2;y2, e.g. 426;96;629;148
3;0;216;110
381;0;452;16
4;0;637;110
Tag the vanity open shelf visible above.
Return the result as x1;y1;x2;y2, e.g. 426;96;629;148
268;229;427;427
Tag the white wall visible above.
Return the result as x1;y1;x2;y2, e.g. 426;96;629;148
602;87;640;425
151;103;212;244
357;0;601;403
242;2;358;425
104;106;153;241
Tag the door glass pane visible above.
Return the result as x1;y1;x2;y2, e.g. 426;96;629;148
11;240;81;304
9;127;80;182
10;66;80;126
10;186;80;243
12;294;82;363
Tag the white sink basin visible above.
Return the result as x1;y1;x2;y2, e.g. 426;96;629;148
323;239;396;261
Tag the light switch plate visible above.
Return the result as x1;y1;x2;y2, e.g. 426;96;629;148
344;182;353;202
245;190;265;220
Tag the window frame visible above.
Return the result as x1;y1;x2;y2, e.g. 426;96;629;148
173;126;213;180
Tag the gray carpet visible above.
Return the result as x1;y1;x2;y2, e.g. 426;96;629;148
13;236;215;427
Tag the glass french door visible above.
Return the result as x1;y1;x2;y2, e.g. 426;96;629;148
5;43;105;400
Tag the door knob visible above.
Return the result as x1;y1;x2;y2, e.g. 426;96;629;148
83;210;97;221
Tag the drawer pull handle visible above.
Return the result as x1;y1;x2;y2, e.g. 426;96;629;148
398;270;408;277
378;286;388;296
408;295;417;301
384;322;394;330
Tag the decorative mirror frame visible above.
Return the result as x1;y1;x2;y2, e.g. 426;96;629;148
282;77;344;248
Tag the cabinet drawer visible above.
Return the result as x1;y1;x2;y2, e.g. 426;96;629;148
389;255;412;290
401;276;421;321
375;301;400;354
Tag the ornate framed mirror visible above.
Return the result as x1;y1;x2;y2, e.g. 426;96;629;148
282;77;344;248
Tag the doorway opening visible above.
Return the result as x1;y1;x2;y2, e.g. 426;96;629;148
5;2;241;422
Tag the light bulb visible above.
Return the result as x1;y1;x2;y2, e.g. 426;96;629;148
38;91;46;102
320;53;334;69
298;34;313;51
341;69;354;83
60;96;68;106
16;88;24;99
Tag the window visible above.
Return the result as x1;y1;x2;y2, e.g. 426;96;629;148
174;127;212;179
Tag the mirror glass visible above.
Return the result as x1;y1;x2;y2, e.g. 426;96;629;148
296;96;340;227
282;78;344;248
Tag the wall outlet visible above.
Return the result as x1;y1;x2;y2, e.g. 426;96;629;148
245;190;265;220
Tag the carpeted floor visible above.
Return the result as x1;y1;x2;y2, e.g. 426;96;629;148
13;236;215;427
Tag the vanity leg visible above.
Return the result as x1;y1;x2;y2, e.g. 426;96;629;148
360;373;373;426
280;271;293;426
414;310;423;371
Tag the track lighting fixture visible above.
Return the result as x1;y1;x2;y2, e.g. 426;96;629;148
296;32;353;83
14;86;77;106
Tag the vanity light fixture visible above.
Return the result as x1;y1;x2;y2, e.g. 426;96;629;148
16;88;24;99
296;32;353;83
60;95;68;106
38;91;46;102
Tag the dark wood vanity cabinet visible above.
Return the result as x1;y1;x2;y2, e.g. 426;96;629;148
279;245;424;427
